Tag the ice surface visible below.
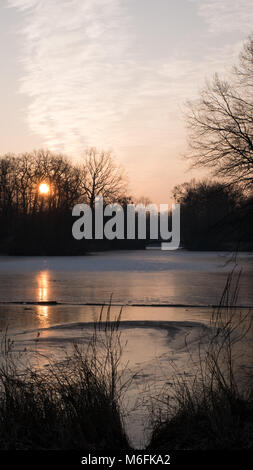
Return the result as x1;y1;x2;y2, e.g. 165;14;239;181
0;250;252;306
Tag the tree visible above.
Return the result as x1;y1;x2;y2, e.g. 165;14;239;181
173;179;243;249
0;155;17;216
134;196;152;206
0;150;87;254
33;150;83;211
186;37;253;189
81;148;127;208
0;150;83;216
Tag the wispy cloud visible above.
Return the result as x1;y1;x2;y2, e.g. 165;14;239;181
7;0;136;153
6;0;253;202
191;0;253;35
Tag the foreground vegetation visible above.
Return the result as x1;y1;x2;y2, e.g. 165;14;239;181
0;273;252;450
0;310;130;450
148;271;253;450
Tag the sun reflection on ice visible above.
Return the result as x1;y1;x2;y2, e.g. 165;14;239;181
36;305;49;328
36;271;50;327
37;271;49;302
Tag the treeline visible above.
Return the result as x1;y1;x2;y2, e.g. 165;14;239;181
173;179;253;250
0;148;152;255
0;149;252;254
0;149;113;254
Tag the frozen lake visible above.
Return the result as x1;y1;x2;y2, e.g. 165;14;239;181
0;250;252;447
0;250;252;309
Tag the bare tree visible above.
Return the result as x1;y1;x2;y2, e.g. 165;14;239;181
186;37;253;189
33;150;83;211
134;196;152;206
0;155;17;216
235;36;253;87
81;148;127;208
172;179;243;249
0;150;83;215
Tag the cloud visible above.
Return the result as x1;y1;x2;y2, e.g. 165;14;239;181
6;0;251;164
191;0;253;35
7;0;135;153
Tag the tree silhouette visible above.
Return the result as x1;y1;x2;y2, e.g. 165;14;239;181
186;37;253;189
81;148;127;208
173;179;244;249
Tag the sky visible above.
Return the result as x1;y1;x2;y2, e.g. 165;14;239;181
0;0;253;203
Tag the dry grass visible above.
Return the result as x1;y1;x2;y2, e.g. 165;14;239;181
0;306;130;450
148;270;253;450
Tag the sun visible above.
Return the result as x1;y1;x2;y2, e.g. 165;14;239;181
39;183;50;195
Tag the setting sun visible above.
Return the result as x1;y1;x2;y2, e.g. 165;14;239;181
39;183;50;195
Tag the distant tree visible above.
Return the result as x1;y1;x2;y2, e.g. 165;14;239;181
186;36;253;189
33;150;82;211
0;155;17;216
0;150;83;216
81;148;127;208
173;179;243;249
134;196;152;206
0;150;87;254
